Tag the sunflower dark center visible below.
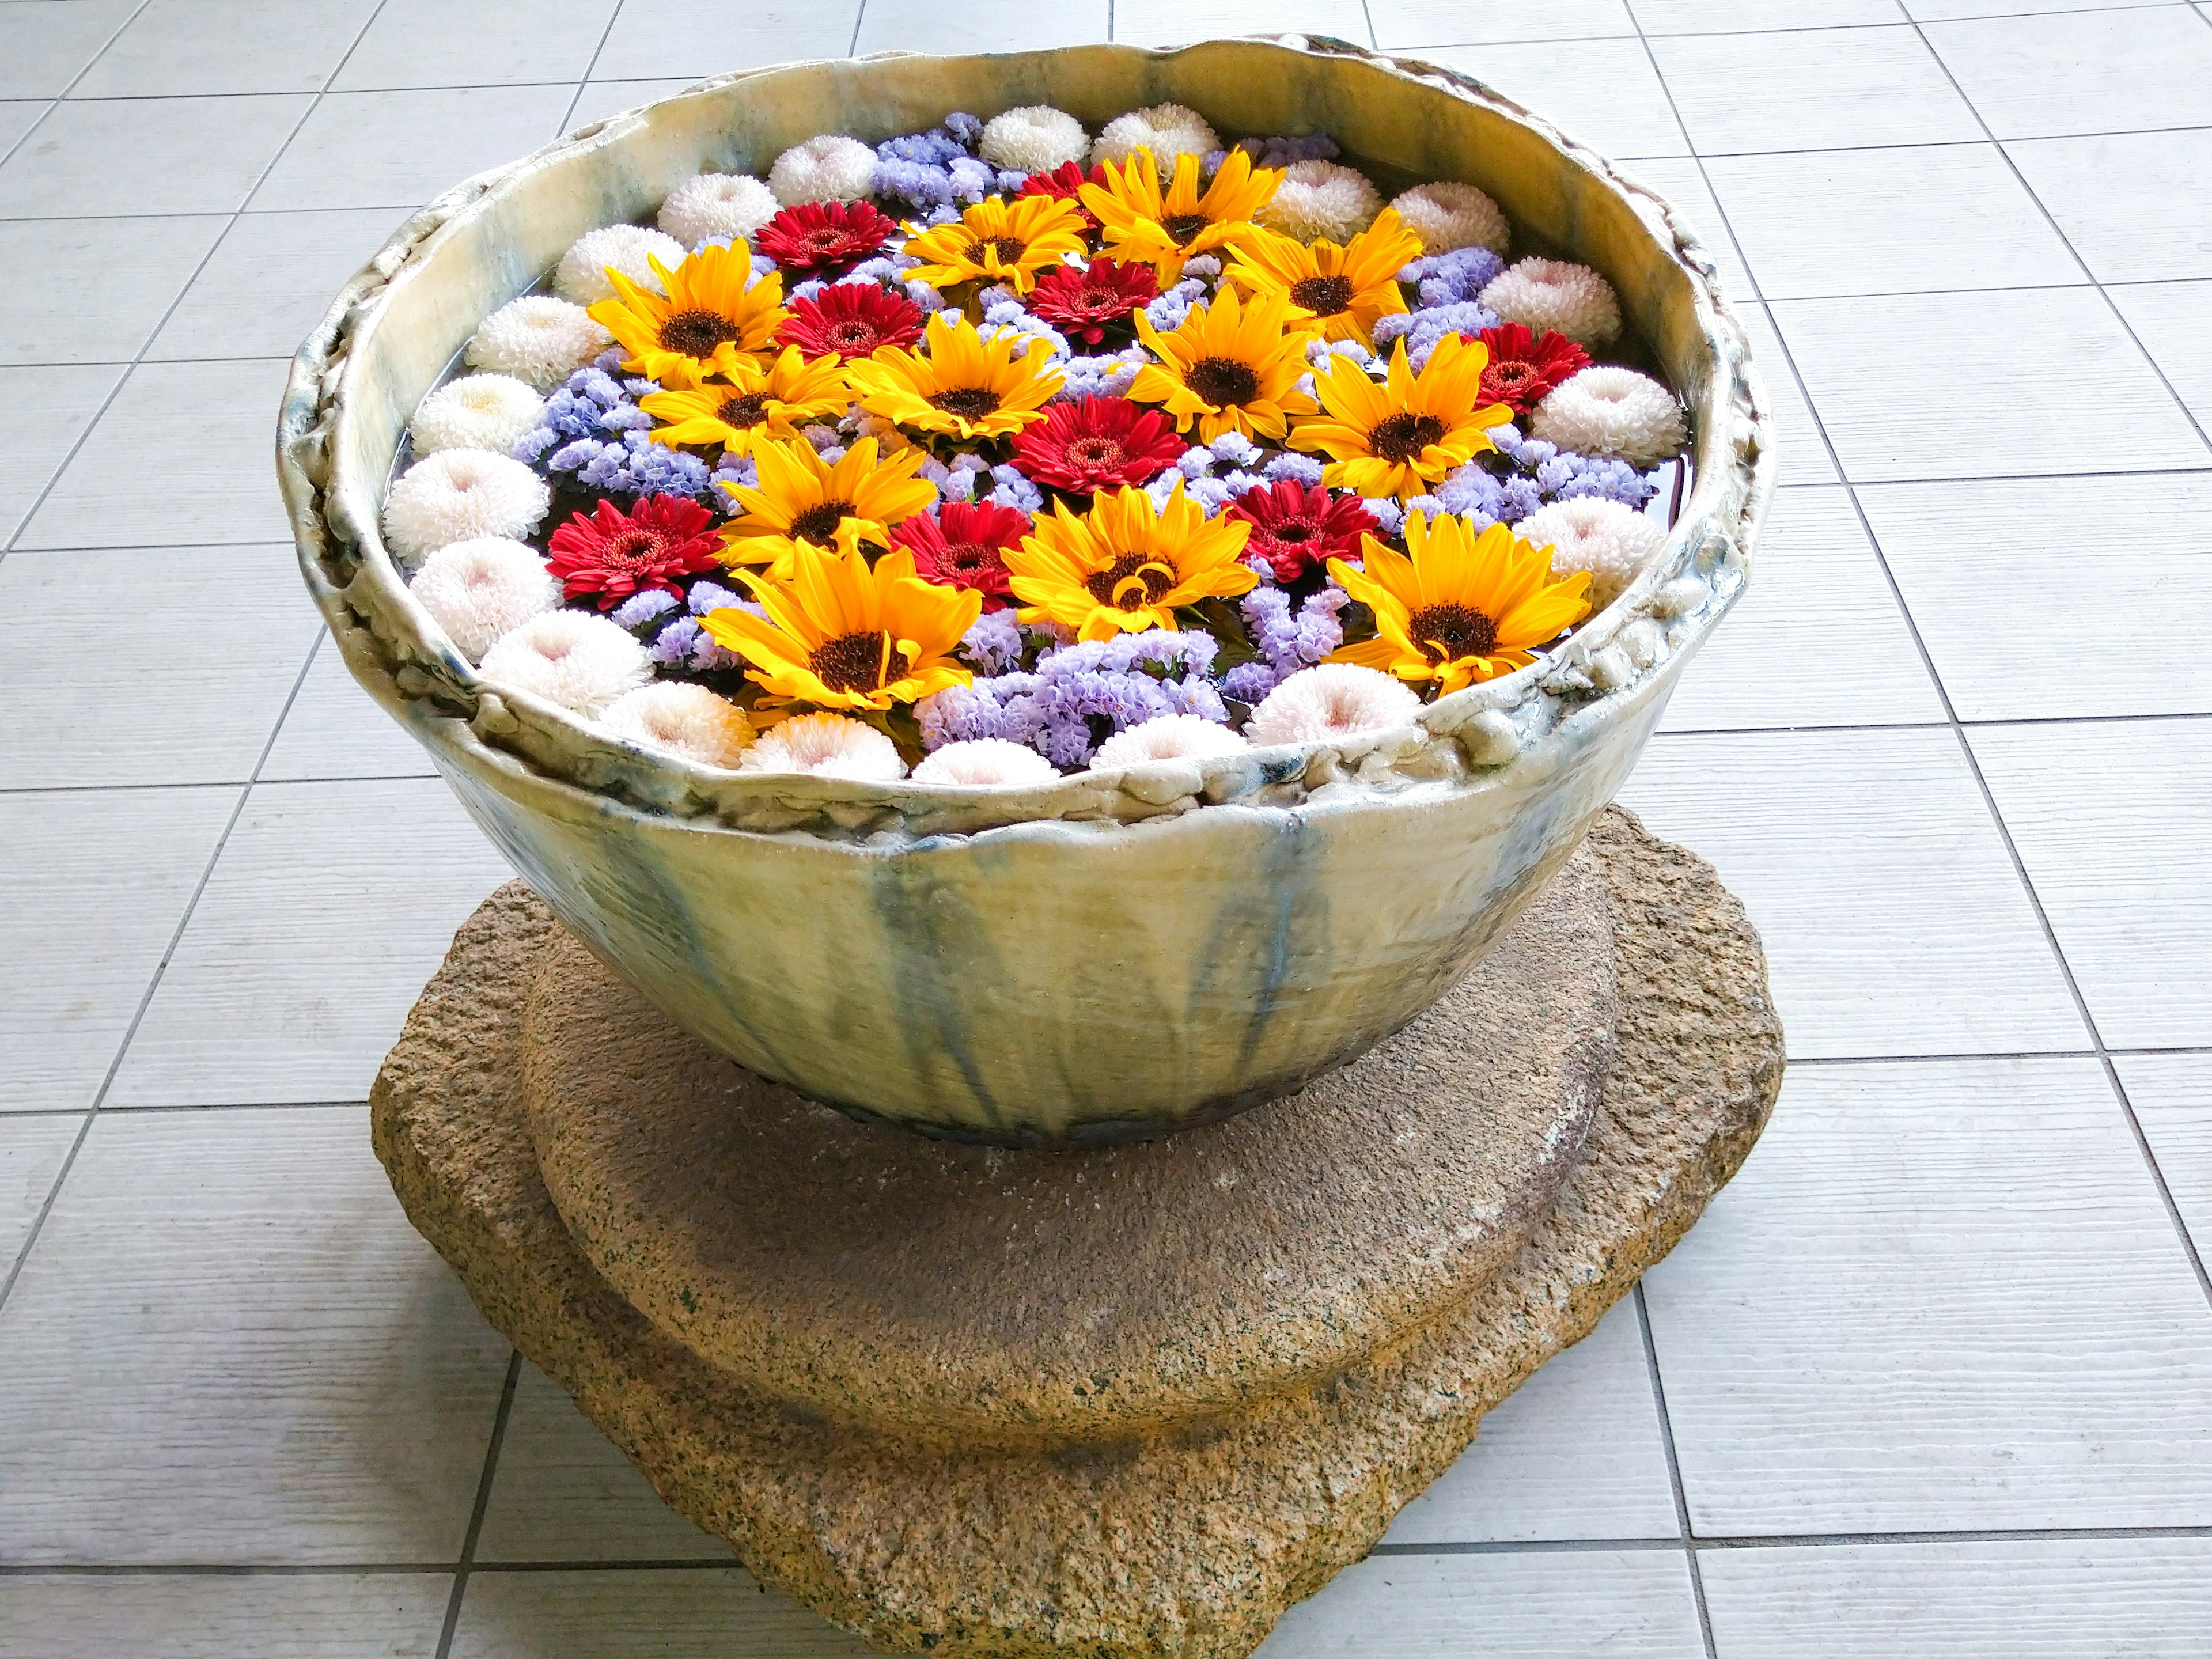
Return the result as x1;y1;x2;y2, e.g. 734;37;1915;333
825;319;884;351
715;392;772;427
658;309;744;357
1408;602;1498;664
1085;551;1175;611
1369;411;1446;464
808;630;890;692
1066;435;1126;469
970;236;1029;264
927;387;1002;422
1287;274;1355;315
601;530;666;569
787;500;854;544
1162;212;1211;245
1185;355;1260;407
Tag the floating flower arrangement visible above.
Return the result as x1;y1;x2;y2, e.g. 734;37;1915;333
389;103;1690;785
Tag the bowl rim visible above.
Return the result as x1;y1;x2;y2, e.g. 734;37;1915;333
277;35;1774;842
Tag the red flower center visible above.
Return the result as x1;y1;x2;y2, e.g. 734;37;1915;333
825;319;884;351
603;529;668;570
1065;435;1126;471
938;540;999;574
1264;518;1317;544
1486;359;1540;396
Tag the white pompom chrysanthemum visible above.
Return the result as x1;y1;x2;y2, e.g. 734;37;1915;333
1092;103;1220;173
408;374;547;457
739;712;906;780
768;135;878;205
464;295;613;389
1529;366;1688;468
1247;664;1423;747
1092;715;1250;768
1478;256;1622;348
1513;498;1666;613
980;105;1089;173
407;537;562;660
658;172;779;245
382;450;551;561
478;611;653;715
912;738;1060;786
553;224;687;306
1257;160;1381;244
600;682;757;768
1390;181;1510;255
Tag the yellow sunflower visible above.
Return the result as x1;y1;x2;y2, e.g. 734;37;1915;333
588;240;787;382
638;347;852;456
1004;482;1256;642
1080;147;1283;279
717;435;936;573
1129;286;1319;443
900;194;1090;295
1327;513;1591;696
1289;333;1514;499
701;528;979;711
842;310;1064;442
1223;207;1423;347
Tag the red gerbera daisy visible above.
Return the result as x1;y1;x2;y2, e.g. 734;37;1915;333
1473;323;1591;414
889;501;1032;611
1018;160;1105;231
1027;258;1160;347
776;282;926;359
1221;481;1377;584
546;494;721;609
753;200;899;277
1009;397;1187;494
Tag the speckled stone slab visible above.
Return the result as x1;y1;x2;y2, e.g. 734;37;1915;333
372;806;1781;1659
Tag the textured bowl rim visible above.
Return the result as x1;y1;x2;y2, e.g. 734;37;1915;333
277;35;1775;843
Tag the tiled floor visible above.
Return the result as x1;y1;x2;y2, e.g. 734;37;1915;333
1;0;2208;1654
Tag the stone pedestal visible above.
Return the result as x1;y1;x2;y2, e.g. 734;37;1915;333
372;806;1782;1658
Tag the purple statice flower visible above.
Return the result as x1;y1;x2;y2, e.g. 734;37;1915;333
1372;300;1501;371
1237;131;1340;168
923;631;1230;767
644;612;743;673
513;357;710;500
947;156;995;202
685;579;746;616
612;590;680;629
918;451;991;504
1240;584;1350;685
1221;661;1277;705
985;463;1044;514
1180;253;1224;282
873;157;956;209
1053;347;1147;402
995;168;1029;193
878;127;966;166
918;673;1045;750
959;609;1027;676
979;296;1071;361
1029;669;1228;767
1471;424;1659;521
1143;278;1208;332
1398;246;1505;304
1364;497;1406;536
709;451;758;514
1263;451;1325;486
944;111;984;147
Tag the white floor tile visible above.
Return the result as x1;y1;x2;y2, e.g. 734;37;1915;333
1969;718;2212;1051
0;363;122;544
2006;128;2212;283
17;357;296;548
1255;1550;1706;1657
1926;6;2212;138
1619;728;2083;1059
2109;278;2212;428
474;1365;727;1563
0;1115;79;1264
71;0;382;98
589;1;862;81
0;93;312;217
0;1571;452;1659
0;545;321;789
1112;0;1373;46
0;100;48;156
1646;1056;2212;1532
1381;1300;1678;1544
1862;473;2212;721
1370;0;1635;48
1613;156;1759;301
1770;286;2206;482
1650;26;1982;155
566;80;696;130
1635;0;1899;29
334;0;620;90
1659;486;1945;733
0;214;226;365
2117;1052;2212;1248
0;787;237;1115
149;207;402;362
0;1107;510;1563
1701;1536;2212;1656
1738;302;1840;487
857;0;1109;54
0;0;140;100
259;634;439;783
1706;143;2080;300
106;777;515;1107
450;1568;875;1657
1421;37;1690;158
1906;0;2168;15
250;85;581;213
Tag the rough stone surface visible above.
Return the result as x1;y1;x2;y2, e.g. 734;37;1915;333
521;855;1615;1447
370;805;1783;1659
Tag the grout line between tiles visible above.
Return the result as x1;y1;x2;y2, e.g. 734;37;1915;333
1632;1283;1718;1656
554;0;630;135
850;0;869;59
434;1349;523;1659
0;0;150;172
1381;0;2186;55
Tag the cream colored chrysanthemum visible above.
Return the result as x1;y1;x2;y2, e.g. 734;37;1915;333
1513;497;1666;613
980;105;1088;172
768;135;878;205
658;172;779;245
1091;103;1220;174
407;536;562;659
381;450;551;560
1530;366;1687;468
554;224;687;306
408;374;547;457
912;737;1059;785
600;681;757;768
478;611;652;715
738;711;906;780
1092;714;1250;767
1390;181;1510;255
1256;160;1380;244
465;295;614;389
1478;256;1621;348
1247;663;1423;745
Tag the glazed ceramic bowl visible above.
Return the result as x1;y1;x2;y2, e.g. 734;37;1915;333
279;36;1773;1145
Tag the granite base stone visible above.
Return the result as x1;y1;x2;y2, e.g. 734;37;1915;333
371;805;1783;1658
